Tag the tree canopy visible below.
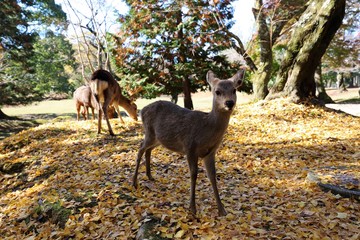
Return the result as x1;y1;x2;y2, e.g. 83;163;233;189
114;0;241;109
0;0;358;114
0;0;70;112
224;0;356;103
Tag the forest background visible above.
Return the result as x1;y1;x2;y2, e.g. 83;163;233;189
0;0;359;113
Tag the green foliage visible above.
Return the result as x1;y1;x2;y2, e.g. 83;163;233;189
31;31;77;95
322;71;337;87
0;0;71;108
114;0;238;99
322;0;359;72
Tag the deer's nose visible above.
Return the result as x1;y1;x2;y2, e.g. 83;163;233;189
225;100;235;109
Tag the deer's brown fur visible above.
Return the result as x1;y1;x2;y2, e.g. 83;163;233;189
132;70;245;216
89;69;138;135
73;85;95;121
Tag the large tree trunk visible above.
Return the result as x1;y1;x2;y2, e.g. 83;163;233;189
252;0;272;100
267;0;345;103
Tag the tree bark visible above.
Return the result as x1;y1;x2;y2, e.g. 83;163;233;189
315;64;334;103
176;8;193;110
0;109;12;120
267;0;345;103
183;77;193;110
337;72;347;92
252;0;272;101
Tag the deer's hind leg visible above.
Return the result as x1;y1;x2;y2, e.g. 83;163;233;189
102;95;115;136
84;106;89;120
132;132;158;187
186;151;199;215
145;148;155;181
76;102;81;121
90;107;95;120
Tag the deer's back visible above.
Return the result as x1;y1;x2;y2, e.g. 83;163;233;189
141;101;228;156
74;86;93;107
90;69;120;103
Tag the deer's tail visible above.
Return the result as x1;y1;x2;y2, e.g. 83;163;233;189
89;79;108;100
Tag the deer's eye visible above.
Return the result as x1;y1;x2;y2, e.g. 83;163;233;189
233;89;236;94
215;90;221;96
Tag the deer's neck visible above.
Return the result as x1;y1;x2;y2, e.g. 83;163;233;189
208;108;232;131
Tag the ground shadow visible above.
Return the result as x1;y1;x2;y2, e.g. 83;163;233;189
0;113;77;140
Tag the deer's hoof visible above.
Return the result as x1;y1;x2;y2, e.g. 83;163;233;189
190;205;197;216
132;177;139;188
218;208;227;217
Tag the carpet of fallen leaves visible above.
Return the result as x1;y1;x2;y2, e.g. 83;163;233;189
0;99;359;239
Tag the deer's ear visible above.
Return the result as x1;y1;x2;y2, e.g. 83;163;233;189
229;69;245;89
206;70;217;88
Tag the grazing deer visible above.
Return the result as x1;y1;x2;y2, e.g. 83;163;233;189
73;85;95;121
133;70;245;216
89;69;138;135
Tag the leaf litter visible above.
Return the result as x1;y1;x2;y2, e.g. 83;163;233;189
0;99;359;239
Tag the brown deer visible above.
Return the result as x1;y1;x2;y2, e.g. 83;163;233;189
73;85;118;120
132;69;245;216
73;85;95;121
89;69;138;135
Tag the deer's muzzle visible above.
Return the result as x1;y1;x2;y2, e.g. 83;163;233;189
225;100;235;110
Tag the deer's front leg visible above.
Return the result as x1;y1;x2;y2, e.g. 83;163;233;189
113;104;125;124
204;153;227;216
145;148;154;181
90;107;95;120
133;146;145;188
97;109;102;134
186;152;199;215
103;99;115;136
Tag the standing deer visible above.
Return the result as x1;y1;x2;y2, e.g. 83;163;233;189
73;85;117;120
132;69;245;216
89;69;138;135
73;85;95;121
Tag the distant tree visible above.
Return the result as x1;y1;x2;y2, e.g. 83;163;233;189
115;0;238;109
0;0;67;118
322;0;359;92
63;0;120;81
31;31;77;96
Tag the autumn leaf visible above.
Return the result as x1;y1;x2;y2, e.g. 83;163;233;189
0;99;359;239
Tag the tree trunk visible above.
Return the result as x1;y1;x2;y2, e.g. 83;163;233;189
0;109;14;120
176;8;193;110
348;73;354;88
315;64;334;103
267;0;345;103
337;72;347;92
183;77;193;110
252;0;272;101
